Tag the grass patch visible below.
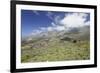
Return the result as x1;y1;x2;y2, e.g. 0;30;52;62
21;40;90;63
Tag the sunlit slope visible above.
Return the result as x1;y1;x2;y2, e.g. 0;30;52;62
21;26;90;62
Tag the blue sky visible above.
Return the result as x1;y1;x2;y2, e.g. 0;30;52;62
21;10;90;37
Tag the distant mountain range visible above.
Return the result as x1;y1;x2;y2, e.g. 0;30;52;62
22;25;90;46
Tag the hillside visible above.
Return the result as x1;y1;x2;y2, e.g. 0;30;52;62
21;26;90;62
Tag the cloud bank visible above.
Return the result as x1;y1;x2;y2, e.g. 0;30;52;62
60;13;89;28
31;12;90;35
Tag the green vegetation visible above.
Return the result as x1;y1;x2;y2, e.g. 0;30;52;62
21;26;90;63
21;38;90;63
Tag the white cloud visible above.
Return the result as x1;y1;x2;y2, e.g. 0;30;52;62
54;26;65;31
33;11;39;15
31;29;42;35
51;22;56;27
79;13;88;18
60;13;90;28
40;27;47;31
46;12;53;20
47;26;65;31
31;13;90;36
85;21;90;26
47;27;53;31
54;15;61;24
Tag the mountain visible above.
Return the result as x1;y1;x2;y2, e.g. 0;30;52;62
22;25;90;46
21;25;90;62
22;26;90;42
